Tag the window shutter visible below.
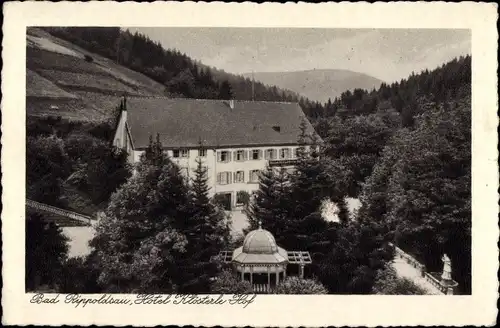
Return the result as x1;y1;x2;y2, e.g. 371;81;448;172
217;151;221;162
217;172;221;184
233;151;238;161
227;172;232;184
244;150;248;161
258;149;263;160
272;149;277;160
233;172;237;182
242;171;245;182
227;151;232;162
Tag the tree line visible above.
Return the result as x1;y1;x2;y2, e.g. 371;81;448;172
303;55;471;123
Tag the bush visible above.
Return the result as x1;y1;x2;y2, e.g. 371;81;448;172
372;266;427;295
275;277;328;294
211;269;253;294
59;254;103;293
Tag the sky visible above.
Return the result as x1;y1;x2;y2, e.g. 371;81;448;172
127;28;471;83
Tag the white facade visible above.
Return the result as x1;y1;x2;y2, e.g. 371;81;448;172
130;145;300;209
112;101;314;209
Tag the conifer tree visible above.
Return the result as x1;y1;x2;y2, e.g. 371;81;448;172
26;213;69;291
218;80;233;100
91;134;191;292
291;118;330;221
247;166;293;247
178;142;230;293
335;197;350;224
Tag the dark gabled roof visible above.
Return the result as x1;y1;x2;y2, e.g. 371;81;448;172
125;97;320;149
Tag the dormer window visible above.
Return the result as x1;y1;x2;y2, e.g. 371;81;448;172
272;125;281;132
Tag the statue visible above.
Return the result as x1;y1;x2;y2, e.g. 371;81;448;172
441;254;452;281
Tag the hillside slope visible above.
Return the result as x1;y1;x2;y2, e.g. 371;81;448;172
27;27;167;121
244;69;384;103
44;27;308;105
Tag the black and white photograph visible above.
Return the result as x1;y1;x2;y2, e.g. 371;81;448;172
1;2;498;327
24;26;472;296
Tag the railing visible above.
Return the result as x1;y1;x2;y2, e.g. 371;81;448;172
390;242;459;295
392;244;425;274
424;272;444;292
26;199;94;226
252;284;273;294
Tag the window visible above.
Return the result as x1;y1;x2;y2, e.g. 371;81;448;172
234;170;245;183
249;170;260;183
180;149;189;158
217;172;232;185
265;149;276;160
217;151;231;163
173;149;180;158
280;148;291;159
293;148;299;158
234;150;247;161
199;149;207;157
251;149;262;160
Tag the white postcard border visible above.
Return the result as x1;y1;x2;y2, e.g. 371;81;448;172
2;2;498;326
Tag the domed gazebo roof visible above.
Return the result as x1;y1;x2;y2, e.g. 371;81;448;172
232;222;288;266
242;225;278;254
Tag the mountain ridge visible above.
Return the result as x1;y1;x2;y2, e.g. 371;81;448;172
243;69;384;103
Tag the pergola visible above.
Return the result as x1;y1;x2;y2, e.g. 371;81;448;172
218;222;312;293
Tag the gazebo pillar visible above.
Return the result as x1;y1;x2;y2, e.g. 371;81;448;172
241;267;244;281
283;265;287;280
250;266;253;285
276;269;280;285
299;264;305;279
267;266;271;291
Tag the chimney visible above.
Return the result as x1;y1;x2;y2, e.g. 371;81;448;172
229;99;235;109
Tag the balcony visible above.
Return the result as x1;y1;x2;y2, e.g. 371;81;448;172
268;158;298;167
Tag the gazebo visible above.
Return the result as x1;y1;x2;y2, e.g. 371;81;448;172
218;222;312;293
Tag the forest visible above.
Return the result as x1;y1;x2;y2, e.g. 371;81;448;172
26;27;471;295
